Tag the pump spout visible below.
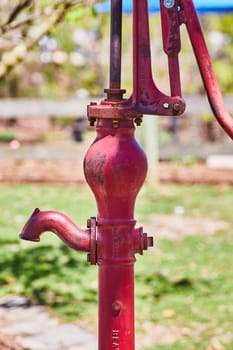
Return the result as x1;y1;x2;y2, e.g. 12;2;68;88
19;208;90;252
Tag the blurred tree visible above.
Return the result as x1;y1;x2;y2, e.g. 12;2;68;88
0;0;99;80
204;14;233;94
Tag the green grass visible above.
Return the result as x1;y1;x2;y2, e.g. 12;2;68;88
0;183;232;349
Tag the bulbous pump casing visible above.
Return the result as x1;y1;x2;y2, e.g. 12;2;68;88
84;118;148;220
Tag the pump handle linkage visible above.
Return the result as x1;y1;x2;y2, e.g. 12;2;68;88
88;0;233;139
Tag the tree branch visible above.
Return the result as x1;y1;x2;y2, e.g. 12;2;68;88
0;0;95;79
3;0;33;27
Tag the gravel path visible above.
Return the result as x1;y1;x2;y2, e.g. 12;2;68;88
0;297;97;350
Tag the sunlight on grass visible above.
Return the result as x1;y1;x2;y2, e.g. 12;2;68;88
0;183;232;349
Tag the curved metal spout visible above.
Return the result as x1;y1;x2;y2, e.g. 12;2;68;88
19;208;90;252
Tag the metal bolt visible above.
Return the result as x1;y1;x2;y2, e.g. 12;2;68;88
87;218;92;228
173;103;180;112
135;117;142;126
112;119;119;129
143;233;154;250
112;301;122;315
89;118;96;127
164;0;175;8
163;102;170;109
147;236;154;248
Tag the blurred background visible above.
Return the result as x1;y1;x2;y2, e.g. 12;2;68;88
0;1;232;350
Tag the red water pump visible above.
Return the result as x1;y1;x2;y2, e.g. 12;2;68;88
20;1;233;350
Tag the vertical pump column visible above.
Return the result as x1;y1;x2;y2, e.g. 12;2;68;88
84;118;152;350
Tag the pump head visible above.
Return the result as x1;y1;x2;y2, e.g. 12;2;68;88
88;0;233;139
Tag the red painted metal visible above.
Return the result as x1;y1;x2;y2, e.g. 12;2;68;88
20;119;153;350
20;1;232;350
88;0;186;121
84;118;152;349
20;208;91;252
160;0;182;97
89;0;233;139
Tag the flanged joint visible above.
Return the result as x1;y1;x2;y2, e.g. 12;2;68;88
87;217;97;265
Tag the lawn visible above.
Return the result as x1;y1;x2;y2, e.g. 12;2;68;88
0;183;232;349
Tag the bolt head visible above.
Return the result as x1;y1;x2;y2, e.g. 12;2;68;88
147;236;154;248
164;0;175;8
173;103;180;112
87;218;91;228
135;117;142;126
112;301;122;315
89;118;96;127
163;102;170;109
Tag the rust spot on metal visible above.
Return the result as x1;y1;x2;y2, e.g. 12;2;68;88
139;38;151;61
85;152;106;185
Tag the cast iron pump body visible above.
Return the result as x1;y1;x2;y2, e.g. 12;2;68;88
20;1;233;350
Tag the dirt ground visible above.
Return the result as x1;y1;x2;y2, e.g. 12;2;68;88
0;335;26;350
0;159;232;185
0;118;232;185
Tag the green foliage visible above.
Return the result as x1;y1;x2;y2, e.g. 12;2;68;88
65;6;97;23
214;59;233;92
201;112;214;123
204;15;233;94
0;129;16;142
172;155;198;166
211;14;233;38
0;244;97;320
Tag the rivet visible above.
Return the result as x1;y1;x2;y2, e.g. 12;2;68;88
135;117;142;126
112;301;122;315
87;218;91;228
163;102;170;109
113;119;119;128
147;236;154;248
89;118;96;127
173;103;180;112
164;0;175;8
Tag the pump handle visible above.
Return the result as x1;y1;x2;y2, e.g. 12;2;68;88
161;0;233;139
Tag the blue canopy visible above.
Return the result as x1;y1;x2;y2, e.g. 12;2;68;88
95;0;233;14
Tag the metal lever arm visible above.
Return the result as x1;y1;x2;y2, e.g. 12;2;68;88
131;0;185;114
164;0;233;139
88;0;185;122
160;0;182;97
